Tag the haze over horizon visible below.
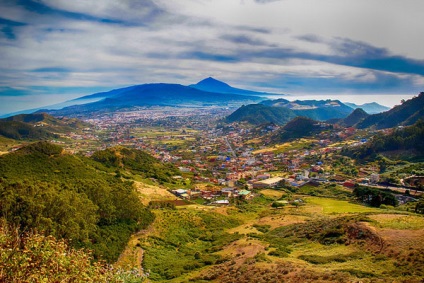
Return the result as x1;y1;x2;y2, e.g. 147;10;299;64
0;0;423;115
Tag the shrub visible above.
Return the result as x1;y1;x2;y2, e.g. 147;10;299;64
0;219;146;282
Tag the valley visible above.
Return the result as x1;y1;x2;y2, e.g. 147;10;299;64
1;90;423;282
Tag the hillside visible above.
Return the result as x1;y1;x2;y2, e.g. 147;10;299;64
0;142;184;262
91;146;180;184
0;120;58;140
356;92;424;129
225;104;297;125
0;113;89;139
342;119;424;160
261;99;353;121
271;116;331;142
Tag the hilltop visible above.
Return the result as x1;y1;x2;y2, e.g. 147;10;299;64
271;116;331;142
190;77;276;96
332;108;370;127
225;104;297;125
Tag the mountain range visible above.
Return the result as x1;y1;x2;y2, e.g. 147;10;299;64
261;99;354;121
39;79;265;117
2;77;395;119
344;102;390;114
226;92;424;130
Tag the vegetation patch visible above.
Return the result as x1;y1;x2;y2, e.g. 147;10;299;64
298;252;364;264
305;197;381;214
140;209;242;281
369;214;424;230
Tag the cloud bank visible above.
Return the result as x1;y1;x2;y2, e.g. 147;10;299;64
0;0;423;114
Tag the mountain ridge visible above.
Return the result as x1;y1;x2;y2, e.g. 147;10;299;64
344;102;390;114
356;92;424;129
190;77;278;96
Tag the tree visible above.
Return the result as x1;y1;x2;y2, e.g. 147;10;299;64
415;200;424;214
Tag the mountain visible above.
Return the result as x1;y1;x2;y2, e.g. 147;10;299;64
356;92;424;129
261;99;353;121
0;113;89;140
190;77;278;96
43;83;262;116
271;116;331;142
225;104;297;125
344;102;390;114
337;108;370;127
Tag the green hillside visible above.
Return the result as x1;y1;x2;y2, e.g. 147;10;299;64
357;92;424;129
271;116;331;142
0;120;58;140
226;104;297;125
0;142;170;262
0;113;90;139
91;146;180;184
342;120;424;160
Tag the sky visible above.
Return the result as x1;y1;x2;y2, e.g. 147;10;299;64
0;0;423;115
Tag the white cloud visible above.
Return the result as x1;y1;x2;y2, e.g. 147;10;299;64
0;0;423;115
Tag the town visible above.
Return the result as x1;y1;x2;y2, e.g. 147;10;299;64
46;107;423;207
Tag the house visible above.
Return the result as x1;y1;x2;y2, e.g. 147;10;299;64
221;187;235;197
370;173;379;184
237;189;252;199
253;177;284;189
343;180;356;188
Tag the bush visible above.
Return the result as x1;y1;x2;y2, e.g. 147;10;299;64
0;219;146;282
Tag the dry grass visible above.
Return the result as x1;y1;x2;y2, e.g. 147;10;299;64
134;181;176;205
369;214;424;230
260;189;286;199
217;238;266;266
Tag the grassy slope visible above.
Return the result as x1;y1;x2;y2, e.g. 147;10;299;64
124;192;424;283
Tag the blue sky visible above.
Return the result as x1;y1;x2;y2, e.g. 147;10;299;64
0;0;423;115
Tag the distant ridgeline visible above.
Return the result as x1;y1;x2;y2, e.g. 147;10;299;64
226;99;361;126
0;142;179;262
226;92;424;130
